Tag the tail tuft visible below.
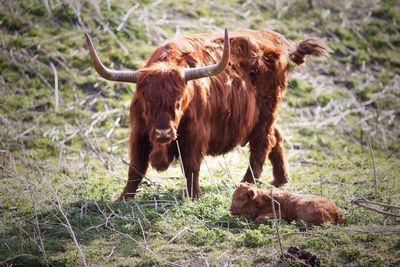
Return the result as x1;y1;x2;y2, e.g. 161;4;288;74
289;38;331;65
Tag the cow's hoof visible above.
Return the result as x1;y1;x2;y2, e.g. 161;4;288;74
270;175;289;187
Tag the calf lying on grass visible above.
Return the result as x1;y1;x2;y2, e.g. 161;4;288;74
229;183;344;226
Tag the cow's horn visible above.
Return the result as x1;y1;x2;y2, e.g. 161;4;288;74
184;28;230;81
85;33;139;83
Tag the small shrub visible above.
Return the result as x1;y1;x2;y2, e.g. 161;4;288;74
189;228;226;246
393;238;400;250
300;237;334;251
52;5;77;24
338;247;361;263
344;78;359;89
28;6;46;17
359;254;385;267
48;255;74;267
242;229;270;248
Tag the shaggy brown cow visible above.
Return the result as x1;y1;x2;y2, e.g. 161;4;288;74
85;28;329;201
230;183;344;226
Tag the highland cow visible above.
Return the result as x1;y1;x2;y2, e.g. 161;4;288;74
230;183;344;226
85;28;329;201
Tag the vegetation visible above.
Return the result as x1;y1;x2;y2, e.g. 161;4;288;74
0;0;399;266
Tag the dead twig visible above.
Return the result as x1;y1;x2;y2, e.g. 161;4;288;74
270;189;285;264
202;153;221;194
49;62;59;113
367;135;378;195
175;140;186;182
26;182;49;267
117;4;140;31
51;185;88;267
351;199;400;218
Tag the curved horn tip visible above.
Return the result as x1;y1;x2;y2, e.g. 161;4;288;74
183;28;230;81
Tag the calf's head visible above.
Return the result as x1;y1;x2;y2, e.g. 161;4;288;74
229;182;260;215
84;29;230;145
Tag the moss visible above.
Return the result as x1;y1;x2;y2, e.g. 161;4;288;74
357;254;384;267
345;78;359;89
372;37;391;51
372;4;400;21
355;87;370;102
353;50;371;67
48;255;74;267
393;238;400;250
9;36;27;49
316;95;331;106
195;3;211;17
1;16;26;33
3;255;44;266
52;5;77;24
27;6;46;17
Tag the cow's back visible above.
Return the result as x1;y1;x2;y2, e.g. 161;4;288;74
146;30;291;156
203;29;290;155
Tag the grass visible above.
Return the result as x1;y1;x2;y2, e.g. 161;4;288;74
1;0;399;266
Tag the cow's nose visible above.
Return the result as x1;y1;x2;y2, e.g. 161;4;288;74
155;128;172;140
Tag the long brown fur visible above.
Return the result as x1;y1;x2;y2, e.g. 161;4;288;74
117;29;329;201
230;183;344;226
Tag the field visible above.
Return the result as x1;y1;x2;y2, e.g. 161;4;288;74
1;0;399;266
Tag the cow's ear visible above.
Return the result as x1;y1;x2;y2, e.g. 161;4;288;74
248;188;257;200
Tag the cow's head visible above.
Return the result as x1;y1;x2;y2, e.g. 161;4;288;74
85;29;230;145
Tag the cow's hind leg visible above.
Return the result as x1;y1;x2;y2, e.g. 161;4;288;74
242;127;275;184
116;134;150;202
268;127;289;187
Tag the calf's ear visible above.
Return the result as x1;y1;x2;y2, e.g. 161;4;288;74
248;188;257;200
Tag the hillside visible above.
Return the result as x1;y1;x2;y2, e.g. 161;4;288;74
0;0;399;266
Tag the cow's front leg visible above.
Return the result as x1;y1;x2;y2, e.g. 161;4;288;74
268;127;289;187
184;165;201;199
116;133;151;202
179;143;202;199
242;127;275;184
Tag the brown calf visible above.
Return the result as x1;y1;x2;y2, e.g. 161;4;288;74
230;183;344;226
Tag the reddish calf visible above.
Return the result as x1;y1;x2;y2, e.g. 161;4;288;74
85;29;329;200
230;183;344;226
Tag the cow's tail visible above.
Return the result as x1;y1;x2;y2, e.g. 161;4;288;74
289;38;331;65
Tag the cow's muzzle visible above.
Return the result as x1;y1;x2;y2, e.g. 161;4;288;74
154;128;176;144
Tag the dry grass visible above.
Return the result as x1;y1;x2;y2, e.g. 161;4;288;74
1;0;399;266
